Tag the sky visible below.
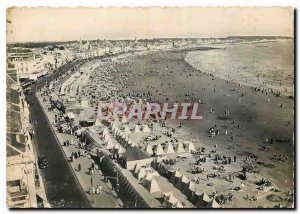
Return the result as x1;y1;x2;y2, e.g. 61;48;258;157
6;7;294;43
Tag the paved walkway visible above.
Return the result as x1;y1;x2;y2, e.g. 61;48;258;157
37;93;122;208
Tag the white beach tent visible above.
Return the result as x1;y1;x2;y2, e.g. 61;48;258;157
134;125;141;133
121;115;128;124
142;125;151;133
124;125;131;134
155;143;165;156
94;118;102;127
175;142;186;154
186;141;196;153
164;142;175;154
145;144;153;156
105;139;115;150
142;178;161;194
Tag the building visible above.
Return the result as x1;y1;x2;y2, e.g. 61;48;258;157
6;66;50;208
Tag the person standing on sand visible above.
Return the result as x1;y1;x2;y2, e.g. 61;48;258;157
234;155;237;162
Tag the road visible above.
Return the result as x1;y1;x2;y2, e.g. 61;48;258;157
27;60;91;208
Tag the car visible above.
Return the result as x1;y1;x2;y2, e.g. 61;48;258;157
38;155;48;169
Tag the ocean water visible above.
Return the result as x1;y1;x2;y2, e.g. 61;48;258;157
185;39;294;96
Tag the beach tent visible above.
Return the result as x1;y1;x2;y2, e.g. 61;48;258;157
183;181;197;199
121;115;128;124
114;143;120;150
145;171;160;180
102;128;109;137
112;124;117;132
195;192;211;208
164;142;175;154
175;174;190;191
113;128;120;136
155;143;166;156
81;100;89;108
66;112;75;119
145;144;153;156
191;191;202;203
134;163;143;175
170;169;182;185
124;125;131;134
174;201;184;208
105;139;115;150
142;125;151;133
134;125;141;133
186;141;196;153
142;178;161;194
175;142;186;154
207;199;221;208
157;164;166;175
94;118;102;127
104;134;111;143
127;139;133;146
117;146;126;154
162;192;179;208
